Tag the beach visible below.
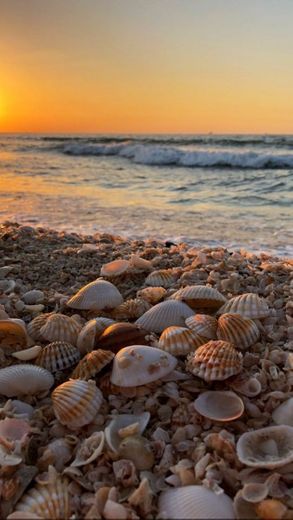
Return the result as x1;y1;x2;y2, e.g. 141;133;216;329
0;221;292;518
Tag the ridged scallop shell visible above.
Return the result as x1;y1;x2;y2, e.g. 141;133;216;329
105;412;150;454
136;300;194;333
71;431;105;467
111;345;177;387
137;286;167;304
158;485;235;519
27;313;54;341
158;326;206;356
217;293;270;319
39;314;81;345
236;425;293;468
185;314;217;339
186;340;243;381
145;269;178;288
113;298;151;320
0;364;54;397
272;398;293;427
97;322;149;353
52;379;103;429
13;466;70;519
35;341;80;372
100;259;130;277
71;349;114;379
67;279;123;311
0;319;28;352
194;391;244;421
170;285;226;312
217;313;260;349
77;317;115;354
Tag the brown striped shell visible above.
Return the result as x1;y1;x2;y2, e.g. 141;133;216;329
217;313;260;349
217;293;270;319
158;326;206;356
35;341;80;372
186;340;243;381
136;300;194;333
137;286;167;304
27;312;54;341
39;313;82;345
96;322;150;353
145;269;179;288
185;314;217;339
112;298;151;320
71;349;114;380
52;379;103;429
76;317;115;355
170;285;226;312
67;279;123;311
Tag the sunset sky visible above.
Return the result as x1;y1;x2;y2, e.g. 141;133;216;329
1;0;293;134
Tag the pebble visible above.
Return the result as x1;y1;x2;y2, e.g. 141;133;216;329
23;289;45;304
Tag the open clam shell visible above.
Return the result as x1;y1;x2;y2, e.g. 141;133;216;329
52;379;103;429
35;341;80;372
0;319;28;353
0;364;54;397
104;412;150;454
158;485;235;519
100;259;130;277
186;340;243;382
136;300;194;333
71;431;105;467
110;345;177;387
112;298;151;320
170;285;226;312
71;349;114;380
97;322;150;353
67;279;123;311
272;398;293;427
158;326;206;356
77;317;115;354
39;313;81;345
137;286;167;304
217;293;270;319
217;313;260;349
145;269;178;288
193;391;244;421
185;314;217;339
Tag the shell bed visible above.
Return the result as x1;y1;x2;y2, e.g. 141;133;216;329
0;222;292;519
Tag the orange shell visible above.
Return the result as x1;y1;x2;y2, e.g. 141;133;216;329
186;340;243;381
97;322;149;353
71;349;114;380
217;313;260;349
158;326;206;356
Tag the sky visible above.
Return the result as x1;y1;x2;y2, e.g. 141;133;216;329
1;0;293;134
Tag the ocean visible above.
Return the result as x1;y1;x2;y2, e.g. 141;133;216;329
0;133;292;256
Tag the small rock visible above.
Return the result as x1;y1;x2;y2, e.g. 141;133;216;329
23;289;44;304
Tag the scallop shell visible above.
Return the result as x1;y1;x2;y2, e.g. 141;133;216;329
77;317;115;354
13;466;70;519
170;285;226;312
272;398;293;427
158;326;206;356
104;412;150;454
217;313;260;349
193;391;244;421
12;345;42;361
0;364;54;397
71;349;114;380
236;425;293;468
136;300;194;333
97;322;150;353
0;319;28;352
39;313;81;345
35;341;80;372
111;345;177;387
185;314;217;339
145;269;178;288
137;286;167;304
217;293;270;319
186;340;243;381
67;279;123;311
27;312;54;341
112;298;151;320
71;431;105;467
52;379;103;429
158;485;235;519
100;259;130;277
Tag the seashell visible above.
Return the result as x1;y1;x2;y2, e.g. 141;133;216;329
236;425;293;468
185;314;217;339
193;391;244;421
229;374;262;397
217;313;260;349
158;326;206;356
186;340;243;382
129;254;152;271
67;279;123;311
99;372;158;399
111;345;177;387
27;312;54;341
97;322;150;353
0;444;23;466
100;259;130;277
35;341;80;372
22;289;44;305
38;438;73;472
136;300;194;333
118;435;155;470
0;417;30;445
52;379;103;429
217;293;270;319
127;477;153;515
0;303;9;320
170;285;226;312
137;286;167;304
71;431;105;467
76;317;115;354
233;489;259;519
71;349;114;380
11;345;42;361
0;319;28;353
272;397;293;427
11;400;34;419
113;459;138;488
255;499;287;520
104;412;150;454
12;466;70;519
158;485;235;519
145;269;179;288
0;364;54;397
39;313;81;344
112;298;151;320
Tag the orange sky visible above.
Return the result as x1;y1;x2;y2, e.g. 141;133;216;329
1;0;293;134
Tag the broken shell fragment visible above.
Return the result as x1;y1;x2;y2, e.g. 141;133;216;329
185;314;217;339
136;300;194;333
217;293;270;319
186;340;243;382
0;364;54;397
158;326;206;356
35;341;80;372
67;279;123;311
229;374;262;397
104;412;150;454
170;285;226;312
272;398;293;427
71;431;105;467
193;391;244;421
217;313;260;349
236;425;293;468
97;322;150;353
118;435;155;470
71;349;114;380
0;417;30;444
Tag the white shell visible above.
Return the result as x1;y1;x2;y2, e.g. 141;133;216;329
105;412;150;454
67;279;123;311
11;345;42;361
229;375;262;397
217;293;270;319
0;364;54;397
100;259;130;277
136;300;194;333
193;391;244;421
272;398;293;427
111;345;177;387
236;425;293;468
40;313;81;344
158;485;235;519
71;431;105;467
